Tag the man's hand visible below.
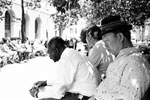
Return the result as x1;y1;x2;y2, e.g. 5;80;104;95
33;81;47;88
29;87;39;98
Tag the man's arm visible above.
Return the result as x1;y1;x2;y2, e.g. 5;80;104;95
37;61;76;99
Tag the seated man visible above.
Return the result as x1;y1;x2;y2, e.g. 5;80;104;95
85;25;115;81
29;36;99;100
89;15;150;100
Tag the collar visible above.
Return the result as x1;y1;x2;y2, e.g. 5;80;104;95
116;47;141;59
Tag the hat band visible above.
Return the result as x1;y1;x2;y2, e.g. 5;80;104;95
101;21;131;35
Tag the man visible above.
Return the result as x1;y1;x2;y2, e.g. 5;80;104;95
85;25;114;81
29;37;99;100
90;15;150;100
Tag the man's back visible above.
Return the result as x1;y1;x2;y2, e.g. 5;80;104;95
37;48;99;99
56;48;99;96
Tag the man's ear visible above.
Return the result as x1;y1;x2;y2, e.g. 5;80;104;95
54;48;59;55
117;32;124;42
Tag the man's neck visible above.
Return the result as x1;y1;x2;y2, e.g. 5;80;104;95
123;41;133;49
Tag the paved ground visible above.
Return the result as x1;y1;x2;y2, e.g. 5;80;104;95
0;56;56;100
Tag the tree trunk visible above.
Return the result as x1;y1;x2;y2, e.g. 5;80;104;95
21;0;25;43
140;26;145;42
59;24;62;37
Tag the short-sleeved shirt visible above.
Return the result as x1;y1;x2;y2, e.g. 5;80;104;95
88;40;115;80
94;47;150;100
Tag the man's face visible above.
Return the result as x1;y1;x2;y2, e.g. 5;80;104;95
86;31;98;48
102;32;122;56
86;31;92;47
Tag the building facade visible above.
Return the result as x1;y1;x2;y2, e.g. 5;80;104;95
0;0;57;41
1;0;150;44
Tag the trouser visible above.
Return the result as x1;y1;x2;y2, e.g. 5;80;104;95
39;92;90;100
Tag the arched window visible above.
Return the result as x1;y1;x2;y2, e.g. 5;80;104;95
35;17;41;39
5;11;11;37
23;18;26;37
35;19;38;39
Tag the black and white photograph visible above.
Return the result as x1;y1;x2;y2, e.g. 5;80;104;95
0;0;150;100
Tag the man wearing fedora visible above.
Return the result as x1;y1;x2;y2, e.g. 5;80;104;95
89;15;150;100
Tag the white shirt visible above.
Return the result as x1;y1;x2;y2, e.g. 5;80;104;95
88;40;115;80
38;48;99;99
94;47;150;100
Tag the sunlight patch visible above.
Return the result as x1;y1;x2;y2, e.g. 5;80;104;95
131;78;139;89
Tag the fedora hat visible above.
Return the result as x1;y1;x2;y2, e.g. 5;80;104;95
101;15;132;36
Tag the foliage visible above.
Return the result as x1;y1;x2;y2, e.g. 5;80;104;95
46;0;150;26
48;0;80;14
50;8;80;32
47;0;81;34
0;0;12;18
80;0;150;26
24;0;41;10
50;13;69;32
78;0;97;25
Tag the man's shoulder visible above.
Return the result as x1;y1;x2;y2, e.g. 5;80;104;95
122;51;149;67
90;41;108;55
95;40;104;45
62;48;81;59
94;40;106;49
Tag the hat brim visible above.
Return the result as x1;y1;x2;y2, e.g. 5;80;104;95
101;21;132;36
